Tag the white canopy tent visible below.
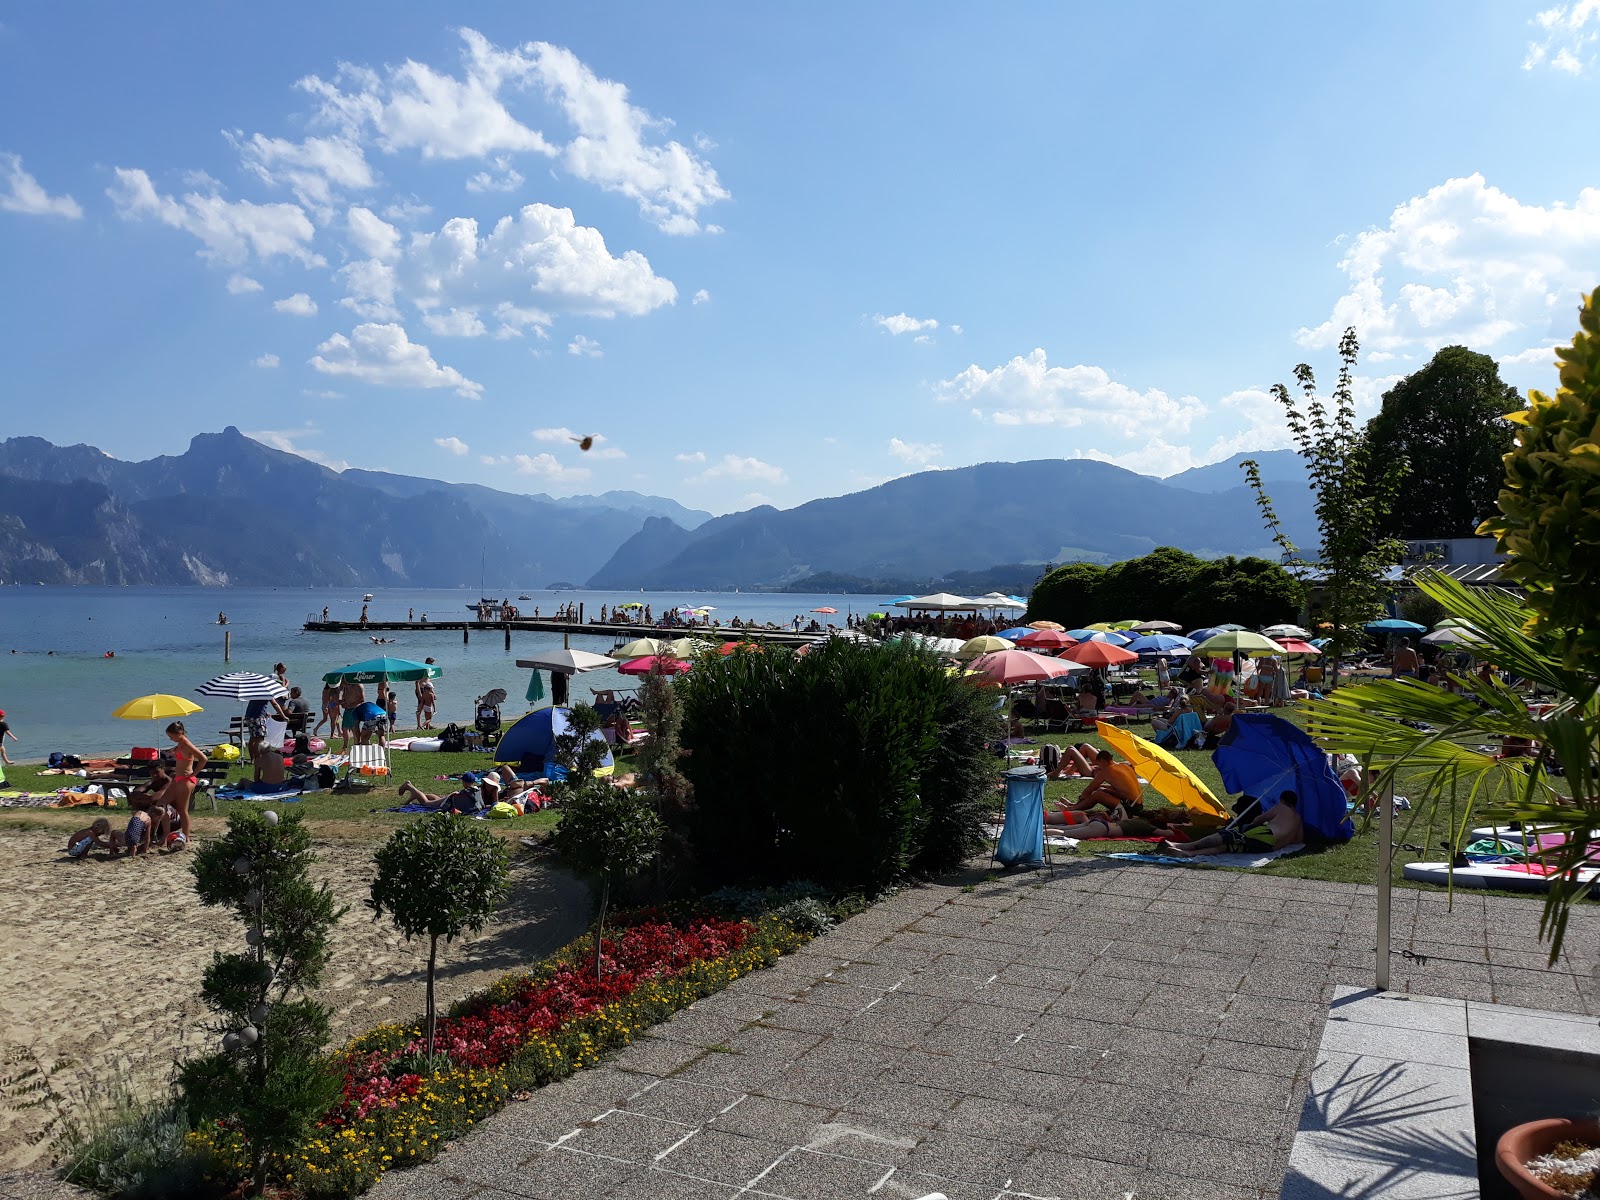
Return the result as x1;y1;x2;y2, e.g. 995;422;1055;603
893;592;984;612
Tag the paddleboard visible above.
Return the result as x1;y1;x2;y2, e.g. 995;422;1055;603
1403;860;1600;892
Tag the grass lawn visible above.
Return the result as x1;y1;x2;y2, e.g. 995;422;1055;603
0;728;601;844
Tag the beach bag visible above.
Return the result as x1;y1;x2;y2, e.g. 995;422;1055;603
439;723;466;753
317;764;337;789
131;746;158;762
487;801;517;820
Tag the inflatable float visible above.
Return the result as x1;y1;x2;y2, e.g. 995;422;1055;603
1403;859;1600;893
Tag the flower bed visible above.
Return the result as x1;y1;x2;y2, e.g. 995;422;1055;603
189;908;811;1198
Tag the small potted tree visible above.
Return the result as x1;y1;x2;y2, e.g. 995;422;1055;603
368;815;510;1063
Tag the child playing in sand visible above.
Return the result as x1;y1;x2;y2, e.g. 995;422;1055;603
65;817;114;859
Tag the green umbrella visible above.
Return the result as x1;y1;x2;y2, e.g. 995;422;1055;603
525;670;545;704
322;656;442;684
1193;630;1288;656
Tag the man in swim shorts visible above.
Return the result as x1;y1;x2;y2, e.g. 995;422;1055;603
1067;749;1143;813
1170;791;1302;856
338;677;366;748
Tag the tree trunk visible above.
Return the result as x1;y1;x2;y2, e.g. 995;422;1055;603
594;877;609;979
425;934;438;1063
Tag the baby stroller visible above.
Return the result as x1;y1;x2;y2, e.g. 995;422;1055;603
474;688;506;749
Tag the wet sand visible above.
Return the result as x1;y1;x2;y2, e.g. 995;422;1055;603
0;831;590;1172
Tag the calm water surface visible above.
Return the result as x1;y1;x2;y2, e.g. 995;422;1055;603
0;587;880;755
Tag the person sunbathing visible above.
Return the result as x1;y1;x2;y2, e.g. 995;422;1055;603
1047;802;1170;838
397;776;483;813
1039;742;1096;779
1066;749;1143;812
1169;791;1302;856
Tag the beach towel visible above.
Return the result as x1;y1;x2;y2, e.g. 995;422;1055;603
1154;711;1203;750
1095;843;1305;869
379;803;438;814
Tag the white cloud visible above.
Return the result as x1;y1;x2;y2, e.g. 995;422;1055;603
0;152;83;218
229;131;373;216
347;206;401;260
674;450;705;463
434;435;470;456
939;349;1204;436
590;446;626;460
226;273;263;294
1525;1;1600;72
510;451;590;482
383;197;433;222
302;388;344;399
107;167;323;267
532;427;604;444
420;308;487;337
741;492;775;507
949;324;964;335
1498;342;1562;368
568;333;602;357
310;322;482;397
887;438;943;465
465;156;524;193
337;202;675;334
873;312;939;336
913;335;932;345
243;425;350;470
252;352;280;368
274;292;318;316
479;454;497;465
697;454;788;484
692;288;710;304
1297;174;1600;357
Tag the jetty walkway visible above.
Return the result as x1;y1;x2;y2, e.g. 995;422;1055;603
302;617;828;649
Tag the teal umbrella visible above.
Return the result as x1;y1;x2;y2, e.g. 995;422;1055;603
322;656;442;684
525;669;545;704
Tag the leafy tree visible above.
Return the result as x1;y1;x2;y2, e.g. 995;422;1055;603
181;809;346;1196
547;713;664;977
1244;328;1408;688
1365;346;1520;538
1190;555;1305;631
1025;561;1107;629
636;663;692;819
1026;548;1301;631
368;815;510;1061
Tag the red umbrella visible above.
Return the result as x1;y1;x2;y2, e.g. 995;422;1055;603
1276;638;1321;656
617;655;691;676
719;641;763;655
968;649;1080;685
1061;641;1138;668
810;606;838;614
1016;629;1078;649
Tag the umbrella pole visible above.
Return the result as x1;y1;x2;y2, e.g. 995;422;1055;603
1375;769;1395;992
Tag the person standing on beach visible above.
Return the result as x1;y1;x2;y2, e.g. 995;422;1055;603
315;681;340;740
338;675;367;748
163;720;206;844
415;660;437;729
272;662;289;689
0;709;13;786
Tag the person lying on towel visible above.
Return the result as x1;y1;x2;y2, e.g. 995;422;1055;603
1064;749;1143;814
1168;791;1302;856
1046;802;1171;838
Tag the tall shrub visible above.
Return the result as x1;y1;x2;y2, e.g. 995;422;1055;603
181;809;345;1197
674;638;1000;892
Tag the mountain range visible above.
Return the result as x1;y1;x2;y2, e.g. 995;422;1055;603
0;432;1314;588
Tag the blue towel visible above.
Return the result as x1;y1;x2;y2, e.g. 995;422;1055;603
379;803;437;813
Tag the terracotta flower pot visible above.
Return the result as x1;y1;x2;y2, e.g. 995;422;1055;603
1496;1117;1600;1199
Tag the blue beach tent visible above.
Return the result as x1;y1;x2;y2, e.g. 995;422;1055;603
494;706;613;772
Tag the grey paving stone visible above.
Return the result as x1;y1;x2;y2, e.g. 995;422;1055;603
899;1126;1034;1187
605;1168;744;1199
751;1148;898;1198
709;1092;835;1141
1313;1018;1469;1069
502;1148;649;1198
621;1077;744;1125
654;1127;791;1186
844;1079;963;1127
937;1094;1057;1143
556;1109;697;1165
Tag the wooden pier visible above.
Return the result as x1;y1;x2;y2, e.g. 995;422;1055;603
301;617;827;649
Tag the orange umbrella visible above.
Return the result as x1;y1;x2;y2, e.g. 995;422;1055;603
719;641;763;655
1062;641;1138;668
1027;620;1066;631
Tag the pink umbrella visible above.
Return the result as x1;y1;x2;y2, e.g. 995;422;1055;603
1016;629;1078;649
1275;638;1321;656
810;606;838;614
968;649;1080;685
1061;641;1138;668
617;655;692;676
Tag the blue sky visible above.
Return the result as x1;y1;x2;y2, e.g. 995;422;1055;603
3;3;1598;514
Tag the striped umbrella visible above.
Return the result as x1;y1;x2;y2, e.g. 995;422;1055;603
195;672;287;701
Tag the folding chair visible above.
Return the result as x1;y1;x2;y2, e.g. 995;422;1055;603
338;741;390;792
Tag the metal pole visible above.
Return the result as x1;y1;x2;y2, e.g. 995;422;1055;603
1376;769;1395;992
463;625;469;645
504;625;511;652
224;630;231;663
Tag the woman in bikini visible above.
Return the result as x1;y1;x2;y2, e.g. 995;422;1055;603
1046;802;1170;838
164;720;206;843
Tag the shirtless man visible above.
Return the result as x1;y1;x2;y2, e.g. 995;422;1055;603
1170;791;1303;856
338;676;367;749
1067;749;1143;813
1392;638;1421;679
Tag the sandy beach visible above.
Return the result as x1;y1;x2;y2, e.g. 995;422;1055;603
0;830;591;1173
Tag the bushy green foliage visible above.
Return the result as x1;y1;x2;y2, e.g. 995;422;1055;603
1027;547;1302;631
369;815;510;1059
1366;345;1520;538
1479;289;1600;669
57;1085;210;1199
674;638;1002;892
182;808;346;1196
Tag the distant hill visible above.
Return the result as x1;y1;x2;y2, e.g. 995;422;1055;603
1165;450;1305;493
586;458;1317;591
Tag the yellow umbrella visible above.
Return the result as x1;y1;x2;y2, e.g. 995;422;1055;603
1111;619;1142;630
1096;721;1227;820
1085;622;1115;632
956;634;1014;660
113;694;203;721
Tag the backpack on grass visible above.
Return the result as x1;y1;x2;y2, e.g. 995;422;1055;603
439;723;467;753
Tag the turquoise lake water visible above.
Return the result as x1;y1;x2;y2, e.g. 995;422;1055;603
0;587;879;755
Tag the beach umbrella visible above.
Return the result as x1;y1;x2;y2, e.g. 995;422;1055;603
1110;619;1142;630
1084;622;1116;632
810;606;838;615
525;670;545;704
1124;633;1195;657
616;601;644;610
1132;620;1183;633
514;648;614;673
1096;722;1227;820
972;591;1027;611
1421;627;1479;647
1215;623;1247;632
914;636;966;655
720;640;763;655
322;656;441;684
609;637;664;660
997;626;1034;640
968;649;1081;685
1061;641;1138;668
1275;638;1322;656
1027;620;1066;631
1015;629;1077;650
1064;628;1116;643
1309;637;1331;649
1212;713;1354;840
1192;631;1287;656
617;655;691;676
495;706;613;770
1186;627;1226;643
663;637;712;657
195;671;287;701
1101;631;1134;646
868;612;887;619
957;635;1015;660
1262;623;1312;640
114;694;203;721
1434;617;1479;630
1365;618;1427;635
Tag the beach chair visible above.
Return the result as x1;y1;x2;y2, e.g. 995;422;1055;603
337;742;390;792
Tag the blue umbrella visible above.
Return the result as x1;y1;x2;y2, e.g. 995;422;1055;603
1187;627;1225;643
1365;618;1426;635
1065;629;1113;642
1101;631;1134;646
997;626;1034;640
1124;633;1196;656
1212;712;1353;840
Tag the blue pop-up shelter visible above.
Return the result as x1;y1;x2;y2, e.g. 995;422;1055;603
494;706;613;775
1213;712;1354;840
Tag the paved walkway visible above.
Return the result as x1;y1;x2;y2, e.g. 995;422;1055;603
366;857;1600;1200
